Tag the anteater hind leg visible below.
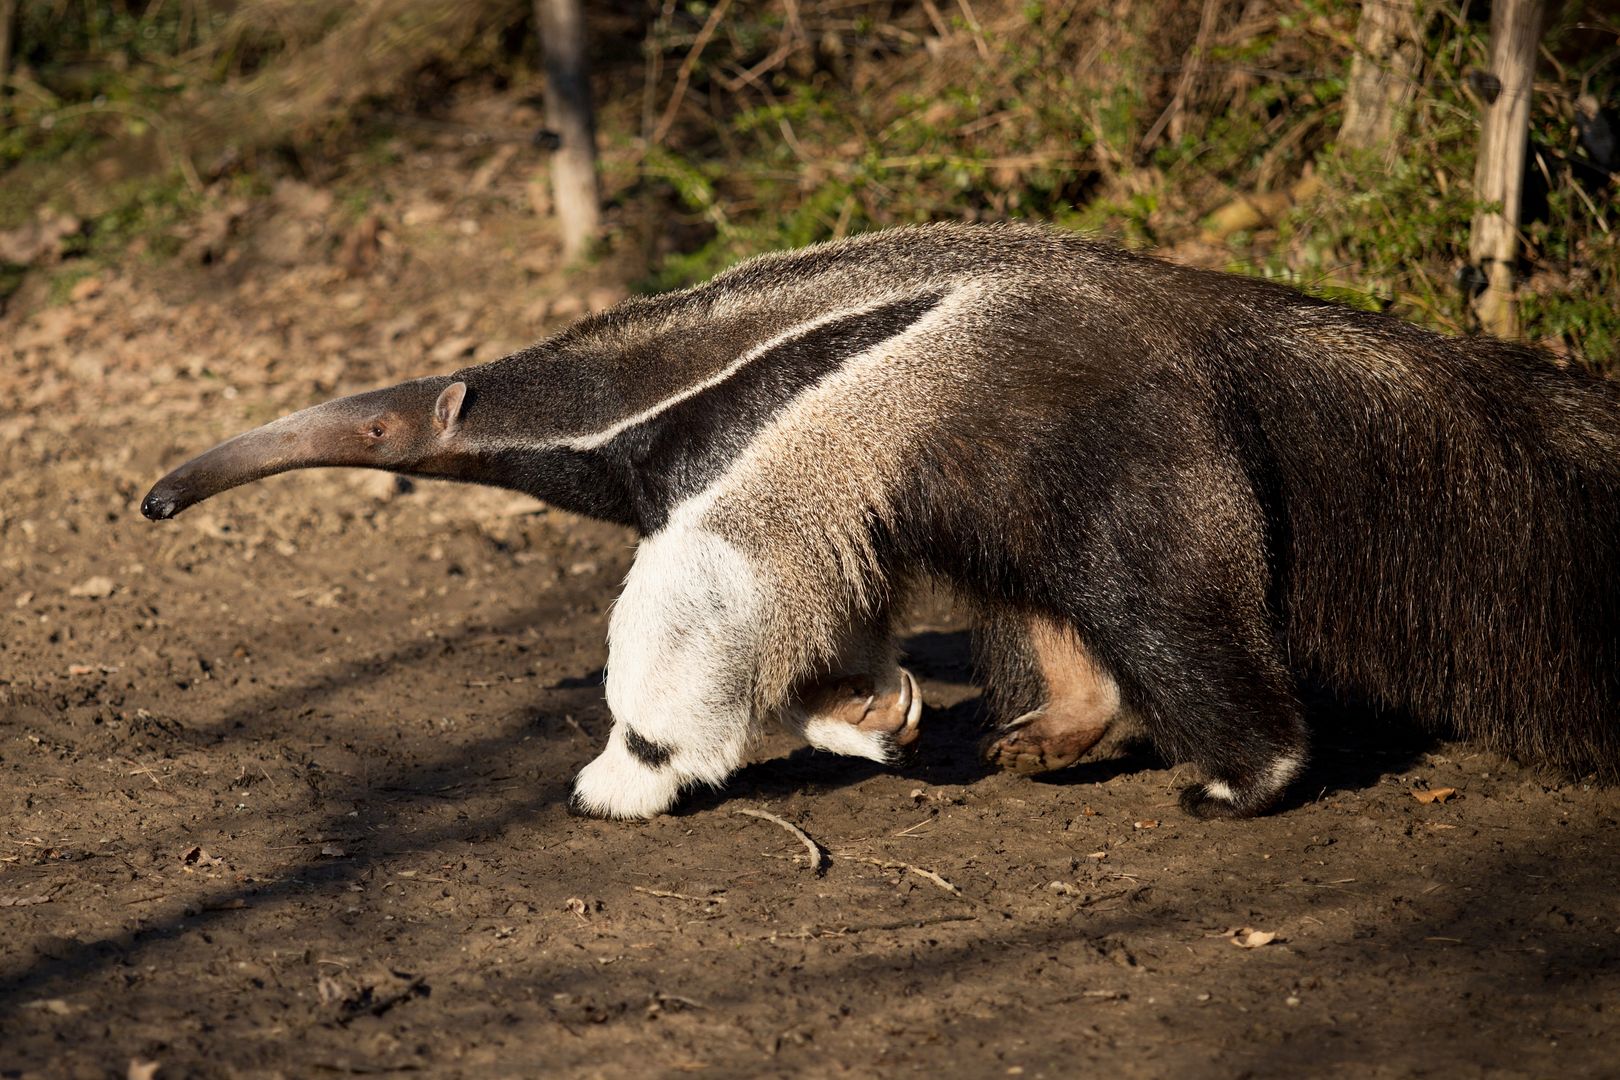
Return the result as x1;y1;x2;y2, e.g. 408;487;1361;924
1055;442;1308;819
977;613;1119;774
1086;544;1304;815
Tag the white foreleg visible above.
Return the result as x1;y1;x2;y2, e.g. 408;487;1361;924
571;525;766;819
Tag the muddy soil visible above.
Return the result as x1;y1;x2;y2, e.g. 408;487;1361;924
3;164;1619;1078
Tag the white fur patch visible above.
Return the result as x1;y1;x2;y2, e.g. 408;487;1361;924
1266;752;1305;792
799;717;897;762
572;735;683;819
1203;779;1236;803
575;524;765;818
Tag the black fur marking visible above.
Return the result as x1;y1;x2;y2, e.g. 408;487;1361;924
461;446;640;527
624;727;673;768
453;292;942;532
604;291;945;531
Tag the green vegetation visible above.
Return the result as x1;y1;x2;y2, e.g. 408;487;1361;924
2;0;1616;364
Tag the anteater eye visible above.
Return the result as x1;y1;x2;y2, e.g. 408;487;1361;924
368;424;386;439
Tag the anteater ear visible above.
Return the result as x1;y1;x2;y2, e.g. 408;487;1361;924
434;381;467;436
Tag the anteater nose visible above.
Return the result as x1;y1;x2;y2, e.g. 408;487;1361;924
140;490;178;520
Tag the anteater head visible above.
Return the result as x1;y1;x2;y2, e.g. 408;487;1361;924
140;377;471;521
141;227;960;529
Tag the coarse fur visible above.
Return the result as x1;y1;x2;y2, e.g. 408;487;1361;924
143;222;1620;820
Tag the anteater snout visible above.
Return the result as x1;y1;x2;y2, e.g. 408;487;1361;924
140;488;181;520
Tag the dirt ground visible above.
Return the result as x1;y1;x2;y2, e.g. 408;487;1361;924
4;144;1620;1079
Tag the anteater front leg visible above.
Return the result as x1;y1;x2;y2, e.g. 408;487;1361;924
570;526;768;819
785;621;923;759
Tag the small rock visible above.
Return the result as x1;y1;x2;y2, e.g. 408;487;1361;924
68;575;115;599
401;200;447;227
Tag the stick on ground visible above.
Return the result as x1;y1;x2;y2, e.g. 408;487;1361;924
633;886;726;904
839;853;965;898
733;808;827;875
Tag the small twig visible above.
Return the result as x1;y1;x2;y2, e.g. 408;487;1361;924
733;808;827;875
891;815;935;837
1140;0;1221;153
633;886;726;904
123;759;164;790
761;913;978;939
954;0;992;61
838;853;964;897
650;0;735;147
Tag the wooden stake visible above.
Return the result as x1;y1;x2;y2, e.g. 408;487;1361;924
1468;0;1548;339
537;0;602;261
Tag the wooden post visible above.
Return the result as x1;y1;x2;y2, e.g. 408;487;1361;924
1338;0;1427;156
1468;0;1547;339
536;0;601;260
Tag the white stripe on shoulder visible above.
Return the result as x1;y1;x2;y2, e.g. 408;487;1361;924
557;295;923;452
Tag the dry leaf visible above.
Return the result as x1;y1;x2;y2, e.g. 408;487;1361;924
1133;820;1159;830
0;894;52;907
1232;928;1278;948
180;846;223;868
319;843;347;858
128;1058;161;1080
1411;787;1458;804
